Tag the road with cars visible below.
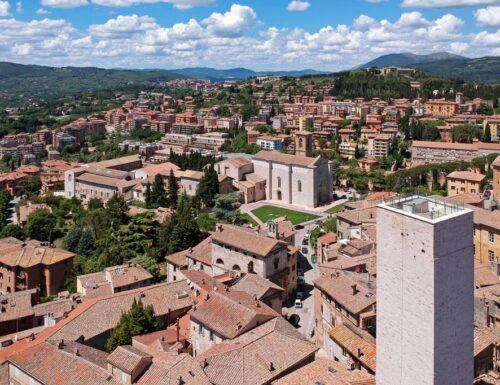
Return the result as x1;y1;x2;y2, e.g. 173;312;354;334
283;221;322;341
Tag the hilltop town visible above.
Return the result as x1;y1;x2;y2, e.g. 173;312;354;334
0;67;498;385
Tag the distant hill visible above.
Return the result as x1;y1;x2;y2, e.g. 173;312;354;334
355;53;500;83
413;57;500;84
170;67;327;81
0;62;185;107
356;52;468;69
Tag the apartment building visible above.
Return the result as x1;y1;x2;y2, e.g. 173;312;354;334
0;238;74;296
447;170;485;196
425;99;458;118
411;141;500;164
190;289;278;356
313;272;376;354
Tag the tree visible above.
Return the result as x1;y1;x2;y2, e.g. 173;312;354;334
144;183;153;208
106;194;129;225
63;226;83;252
160;194;202;255
105;299;158;352
150;174;168;208
196;165;219;208
210;192;241;224
0;224;22;239
484;124;492;143
167;170;179;207
24;209;58;241
76;227;95;256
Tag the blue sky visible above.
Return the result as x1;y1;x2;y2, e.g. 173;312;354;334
0;0;499;70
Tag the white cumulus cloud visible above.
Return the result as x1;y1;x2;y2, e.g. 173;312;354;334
287;1;310;11
402;0;499;8
475;6;500;27
90;0;214;9
41;0;89;8
0;1;11;17
202;4;257;37
89;14;158;37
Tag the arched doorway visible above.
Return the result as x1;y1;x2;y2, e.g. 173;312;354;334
277;190;282;201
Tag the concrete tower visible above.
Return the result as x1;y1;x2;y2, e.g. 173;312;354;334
295;131;313;158
376;196;474;385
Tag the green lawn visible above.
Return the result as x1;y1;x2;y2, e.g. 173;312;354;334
325;204;345;215
239;213;258;227
251;205;320;225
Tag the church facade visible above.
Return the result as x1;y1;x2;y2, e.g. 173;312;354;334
252;132;333;209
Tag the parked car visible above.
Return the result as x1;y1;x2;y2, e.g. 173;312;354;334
294;299;303;308
297;268;304;276
339;195;347;199
294;224;304;230
297;276;305;286
288;314;300;327
296;292;304;300
301;247;309;254
302;238;309;245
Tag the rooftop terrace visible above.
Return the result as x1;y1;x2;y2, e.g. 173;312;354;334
380;195;468;222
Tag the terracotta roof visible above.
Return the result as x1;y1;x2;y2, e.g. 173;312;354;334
0;238;74;268
137;353;211;385
253;150;325;168
190;290;278;339
107;345;152;374
411;141;477;151
365;191;397;202
336;207;377;226
474;327;497;357
447;171;486;182
0;290;36;322
135;162;180;177
181;270;226;293
318;232;337;246
165;250;189;267
212;224;287;257
196;317;317;385
447;193;483;205
314;273;376;315
8;340;121;385
231;274;284;300
475;264;500;288
330;323;376;372
132;327;187;347
272;358;375;385
181;170;204;181
493;155;500;167
186;236;213;265
50;281;193;343
104;264;153;289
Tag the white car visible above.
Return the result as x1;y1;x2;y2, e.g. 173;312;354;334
294;299;303;308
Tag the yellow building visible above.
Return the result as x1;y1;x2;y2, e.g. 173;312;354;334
474;209;500;265
447;170;485;196
425;99;458;118
493;155;500;200
483;116;500;142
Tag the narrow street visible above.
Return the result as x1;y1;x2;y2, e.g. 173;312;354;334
284;223;321;341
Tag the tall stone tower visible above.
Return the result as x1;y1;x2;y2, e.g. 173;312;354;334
295;131;313;158
376;196;473;385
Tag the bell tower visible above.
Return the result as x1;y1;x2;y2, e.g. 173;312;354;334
295;131;313;158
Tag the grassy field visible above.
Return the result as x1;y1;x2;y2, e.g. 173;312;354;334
325;204;345;215
239;213;258;227
251;205;320;225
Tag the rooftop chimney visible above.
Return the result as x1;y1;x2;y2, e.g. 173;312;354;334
351;284;358;295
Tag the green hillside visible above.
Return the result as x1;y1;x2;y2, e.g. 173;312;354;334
413;57;500;84
0;62;185;107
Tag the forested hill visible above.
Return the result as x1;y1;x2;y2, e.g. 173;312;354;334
0;62;185;107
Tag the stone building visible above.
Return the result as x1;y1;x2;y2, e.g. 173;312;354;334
0;238;74;296
376;196;474;385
